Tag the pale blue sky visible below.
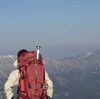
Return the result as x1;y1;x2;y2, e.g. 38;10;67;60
0;0;100;58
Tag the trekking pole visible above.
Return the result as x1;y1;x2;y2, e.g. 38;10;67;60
36;46;41;60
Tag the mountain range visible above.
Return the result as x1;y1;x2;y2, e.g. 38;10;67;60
0;49;100;99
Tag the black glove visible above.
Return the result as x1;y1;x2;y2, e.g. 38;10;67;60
12;97;14;99
47;95;53;99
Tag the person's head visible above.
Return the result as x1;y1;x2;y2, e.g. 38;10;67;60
13;49;28;68
17;49;28;58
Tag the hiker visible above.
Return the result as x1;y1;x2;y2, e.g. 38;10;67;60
4;49;53;99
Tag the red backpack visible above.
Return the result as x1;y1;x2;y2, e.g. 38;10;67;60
18;51;47;99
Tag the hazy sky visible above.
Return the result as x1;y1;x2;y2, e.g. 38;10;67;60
0;0;100;58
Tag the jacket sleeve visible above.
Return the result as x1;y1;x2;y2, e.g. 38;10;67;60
45;71;53;98
4;70;19;99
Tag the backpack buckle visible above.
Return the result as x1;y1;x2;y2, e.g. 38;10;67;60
34;89;38;91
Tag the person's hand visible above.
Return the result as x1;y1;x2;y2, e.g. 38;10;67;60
47;95;53;99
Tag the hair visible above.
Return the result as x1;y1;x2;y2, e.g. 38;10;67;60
17;49;28;58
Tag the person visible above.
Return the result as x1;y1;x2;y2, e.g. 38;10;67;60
4;49;53;99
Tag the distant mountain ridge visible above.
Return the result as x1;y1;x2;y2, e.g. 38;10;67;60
0;49;100;99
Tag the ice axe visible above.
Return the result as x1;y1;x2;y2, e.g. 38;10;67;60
36;46;41;60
